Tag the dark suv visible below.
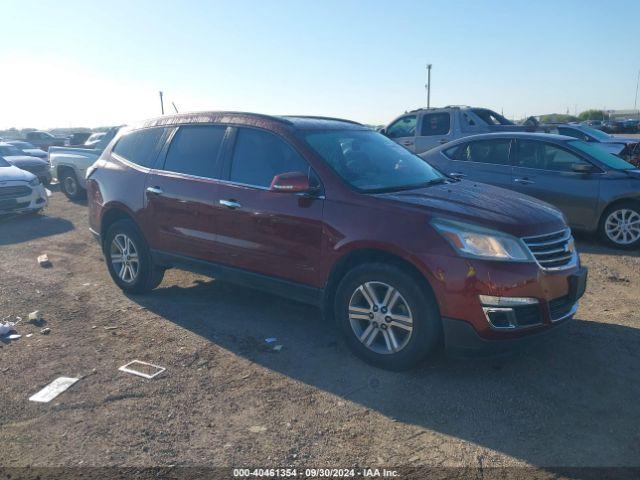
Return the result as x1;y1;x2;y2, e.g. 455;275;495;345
87;112;587;370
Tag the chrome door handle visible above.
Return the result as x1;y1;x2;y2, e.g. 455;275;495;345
401;140;414;146
219;199;242;209
449;172;466;178
146;186;163;195
514;177;534;185
439;139;448;144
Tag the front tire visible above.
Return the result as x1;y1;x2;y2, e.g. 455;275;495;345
334;263;442;371
103;219;165;293
599;202;640;249
59;170;85;200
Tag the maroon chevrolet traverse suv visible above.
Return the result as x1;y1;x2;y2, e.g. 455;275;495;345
87;112;587;370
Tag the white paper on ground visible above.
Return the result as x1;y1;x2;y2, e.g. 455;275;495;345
119;360;165;379
29;377;79;403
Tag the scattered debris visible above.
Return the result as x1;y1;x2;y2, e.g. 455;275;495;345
249;425;267;433
7;334;21;340
40;327;51;335
103;326;118;331
28;311;42;322
82;283;91;287
26;334;33;338
0;322;15;336
119;360;166;379
37;254;52;268
29;377;79;403
264;337;283;352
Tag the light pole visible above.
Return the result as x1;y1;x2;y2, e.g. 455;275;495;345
425;64;432;108
159;91;165;115
635;69;640;120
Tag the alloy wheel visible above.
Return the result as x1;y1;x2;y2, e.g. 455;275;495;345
63;176;78;196
605;209;640;245
348;281;414;355
110;233;139;283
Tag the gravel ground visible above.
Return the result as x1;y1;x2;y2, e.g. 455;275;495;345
0;188;639;476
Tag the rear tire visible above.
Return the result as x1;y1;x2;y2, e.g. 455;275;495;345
59;169;85;200
103;219;165;294
599;202;640;249
334;262;442;371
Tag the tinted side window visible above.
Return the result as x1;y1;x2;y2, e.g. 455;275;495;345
386;116;417;138
447;139;511;165
516;141;589;172
420;113;451;136
162;126;226;178
230;128;310;188
112;127;168;168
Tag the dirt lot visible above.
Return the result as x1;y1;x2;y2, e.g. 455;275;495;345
1;188;639;476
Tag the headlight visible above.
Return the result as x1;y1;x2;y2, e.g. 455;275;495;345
431;218;534;262
29;177;41;187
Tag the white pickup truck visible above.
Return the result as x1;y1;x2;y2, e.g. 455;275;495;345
381;106;548;153
49;127;119;199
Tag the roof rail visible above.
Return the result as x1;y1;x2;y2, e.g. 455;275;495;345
282;115;363;126
147;111;295;126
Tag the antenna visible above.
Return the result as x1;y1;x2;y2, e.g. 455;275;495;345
159;91;165;115
172;102;179;114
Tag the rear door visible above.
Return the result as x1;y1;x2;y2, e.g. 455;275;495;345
414;112;454;153
143;125;227;262
213;127;324;287
511;139;601;228
439;138;514;188
385;114;417;152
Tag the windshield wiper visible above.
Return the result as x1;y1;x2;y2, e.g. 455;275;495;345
365;177;447;194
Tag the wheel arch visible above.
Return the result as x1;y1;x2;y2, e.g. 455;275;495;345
599;196;640;227
99;204;142;249
322;247;438;322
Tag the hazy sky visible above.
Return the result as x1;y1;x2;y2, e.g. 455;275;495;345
1;0;639;129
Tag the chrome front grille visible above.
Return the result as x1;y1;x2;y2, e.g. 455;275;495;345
522;228;576;270
0;185;31;199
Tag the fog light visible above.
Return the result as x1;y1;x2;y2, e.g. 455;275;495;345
479;295;538;307
480;296;540;330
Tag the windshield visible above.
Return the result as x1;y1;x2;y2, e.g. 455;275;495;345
569;140;635;170
0;145;25;156
581;126;612;141
300;129;445;192
471;108;514;126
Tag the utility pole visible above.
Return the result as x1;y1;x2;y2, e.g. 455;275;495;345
159;91;165;115
425;64;432;108
635;69;640;120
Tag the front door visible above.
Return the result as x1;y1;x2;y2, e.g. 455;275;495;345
143;125;227;262
385;114;418;152
213;127;324;287
511;139;601;229
414;111;454;153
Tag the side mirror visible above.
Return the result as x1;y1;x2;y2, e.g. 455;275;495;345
571;163;594;173
269;171;311;193
378;128;387;136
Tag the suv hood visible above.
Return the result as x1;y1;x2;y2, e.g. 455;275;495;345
377;180;567;237
4;155;48;167
0;164;36;182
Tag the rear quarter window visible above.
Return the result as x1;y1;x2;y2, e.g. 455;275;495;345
112;127;169;168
